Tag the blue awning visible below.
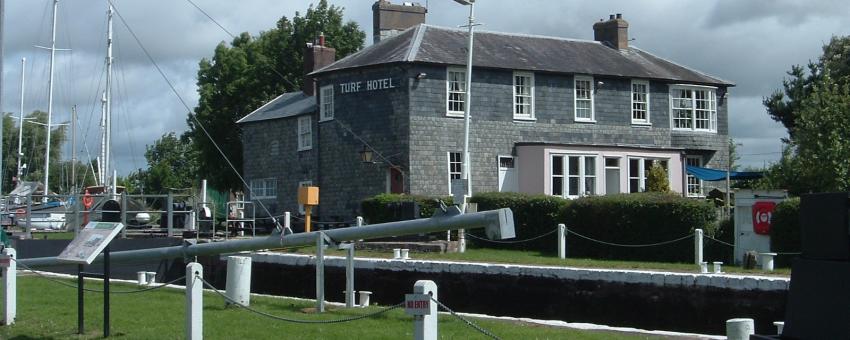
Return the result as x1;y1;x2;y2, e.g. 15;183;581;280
686;166;763;181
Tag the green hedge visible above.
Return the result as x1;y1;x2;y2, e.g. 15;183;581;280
770;197;801;267
469;192;568;252
559;193;716;262
360;194;453;224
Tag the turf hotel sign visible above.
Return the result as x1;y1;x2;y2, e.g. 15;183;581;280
337;77;399;94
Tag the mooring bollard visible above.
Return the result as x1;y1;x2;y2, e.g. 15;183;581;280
358;291;372;307
713;261;723;274
136;271;148;286
773;321;784;334
225;256;252;307
726;318;755;340
401;249;410;260
760;253;777;271
2;248;16;325
694;228;704;265
558;224;566;259
145;271;157;285
409;280;438;340
186;262;203;340
393;248;401;259
699;261;709;274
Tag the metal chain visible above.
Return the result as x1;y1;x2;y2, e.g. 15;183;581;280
199;276;403;324
465;228;558;244
566;228;694;248
13;258;185;294
431;297;500;340
704;235;735;247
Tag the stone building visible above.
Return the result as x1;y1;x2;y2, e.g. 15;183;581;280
238;3;734;222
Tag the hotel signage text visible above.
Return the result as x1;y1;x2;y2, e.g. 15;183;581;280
338;78;398;94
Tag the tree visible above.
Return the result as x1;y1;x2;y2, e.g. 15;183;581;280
134;133;199;195
646;163;670;193
187;0;365;191
1;111;68;193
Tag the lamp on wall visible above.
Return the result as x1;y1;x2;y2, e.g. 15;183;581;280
359;145;375;163
415;72;427;80
717;87;728;105
594;80;605;94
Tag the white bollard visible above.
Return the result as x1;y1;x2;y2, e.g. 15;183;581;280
699;261;709;274
694;228;704;265
412;280;438;340
773;321;784;334
146;271;157;285
186;262;203;340
393;248;401;259
558;224;566;259
760;253;777;271
137;271;148;286
726;318;755;340
401;249;410;260
2;248;16;325
225;256;252;307
713;261;723;274
358;291;372;307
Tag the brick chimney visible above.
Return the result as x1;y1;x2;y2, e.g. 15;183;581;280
303;33;336;96
593;13;629;50
372;0;427;44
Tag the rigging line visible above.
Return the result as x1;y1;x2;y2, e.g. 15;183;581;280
108;0;280;228
113;52;141;172
335;120;400;170
184;0;297;91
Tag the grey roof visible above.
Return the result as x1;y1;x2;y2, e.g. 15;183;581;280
313;24;734;86
236;91;316;124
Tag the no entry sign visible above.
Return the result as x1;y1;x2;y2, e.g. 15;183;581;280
404;293;432;315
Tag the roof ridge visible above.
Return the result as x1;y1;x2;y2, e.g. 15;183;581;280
629;45;736;86
421;24;601;45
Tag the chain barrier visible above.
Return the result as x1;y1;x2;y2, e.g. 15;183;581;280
199;276;403;324
13;258;185;294
704;235;735;247
566;228;694;248
465;228;558;244
430;297;500;340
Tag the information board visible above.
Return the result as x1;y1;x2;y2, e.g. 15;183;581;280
57;222;124;264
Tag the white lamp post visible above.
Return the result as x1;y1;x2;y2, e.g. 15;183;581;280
454;0;476;201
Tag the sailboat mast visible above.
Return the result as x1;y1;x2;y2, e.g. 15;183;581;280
0;0;5;195
99;92;105;186
104;2;114;194
43;0;59;202
71;105;76;193
16;58;24;182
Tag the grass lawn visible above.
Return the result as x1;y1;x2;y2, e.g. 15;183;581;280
0;275;668;340
29;231;77;240
280;246;791;276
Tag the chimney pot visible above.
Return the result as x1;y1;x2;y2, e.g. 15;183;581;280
594;12;630;50
372;0;427;44
609;14;615;20
319;32;325;46
616;13;622;19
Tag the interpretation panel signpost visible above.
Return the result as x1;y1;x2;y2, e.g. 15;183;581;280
58;221;124;337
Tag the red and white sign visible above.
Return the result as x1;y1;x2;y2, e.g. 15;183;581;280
404;294;432;316
0;255;11;268
752;201;777;235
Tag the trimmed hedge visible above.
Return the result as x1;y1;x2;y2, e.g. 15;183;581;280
469;192;568;252
360;193;453;224
559;193;716;262
770;197;801;267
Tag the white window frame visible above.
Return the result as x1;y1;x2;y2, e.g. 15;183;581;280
604;156;622;195
446;67;466;117
250;178;277;200
670;85;717;132
513;71;535;120
298;180;312;215
447;152;463;195
297;115;312;151
631;79;650;125
550;154;598;199
686;156;704;197
319;85;334;121
628;157;670;193
574;75;595;122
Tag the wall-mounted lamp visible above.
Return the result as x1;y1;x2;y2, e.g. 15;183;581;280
717;87;728;105
415;72;427;80
359;145;375;163
594;80;605;93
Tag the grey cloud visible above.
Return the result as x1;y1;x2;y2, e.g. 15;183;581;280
705;0;848;28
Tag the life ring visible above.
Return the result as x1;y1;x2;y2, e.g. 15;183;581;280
83;194;94;209
15;209;25;217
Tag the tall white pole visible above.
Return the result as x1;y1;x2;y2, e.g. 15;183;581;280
104;3;114;194
16;58;25;182
43;0;59;202
0;0;5;195
460;2;475;199
99;92;106;186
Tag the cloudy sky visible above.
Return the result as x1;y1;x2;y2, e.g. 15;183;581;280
2;0;850;177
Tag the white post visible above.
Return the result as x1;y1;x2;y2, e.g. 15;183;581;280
316;232;325;313
225;256;252;307
760;253;777;271
2;248;16;325
773;321;785;335
186;262;203;340
726;318;755;340
340;243;355;308
413;280;438;340
284;212;291;232
356;216;363;241
694;228;704;265
558;224;566;259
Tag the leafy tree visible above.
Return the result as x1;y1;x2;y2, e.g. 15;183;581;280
646;164;670;193
134;132;199;195
1;111;67;194
188;0;365;191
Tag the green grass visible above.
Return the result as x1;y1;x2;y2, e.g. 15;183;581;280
281;246;792;276
0;275;665;340
29;231;77;240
